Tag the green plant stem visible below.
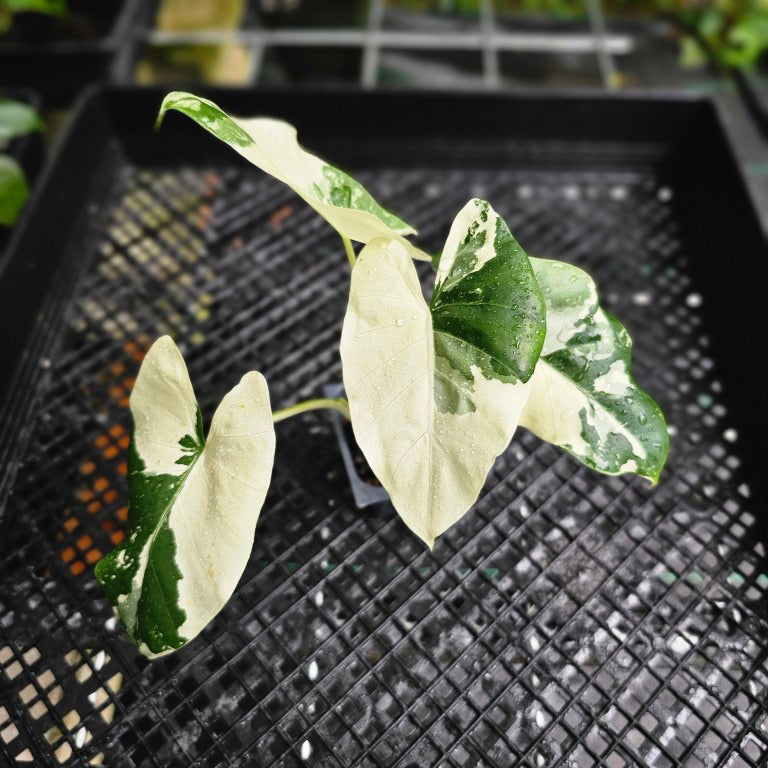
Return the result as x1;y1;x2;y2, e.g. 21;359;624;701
342;235;356;268
272;397;350;423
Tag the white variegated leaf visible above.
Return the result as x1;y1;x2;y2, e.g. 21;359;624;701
95;336;276;658
156;91;429;261
520;258;668;482
340;200;545;547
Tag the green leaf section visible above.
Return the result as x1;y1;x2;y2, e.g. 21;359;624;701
312;164;411;233
4;0;67;13
430;200;545;414
0;155;29;226
155;92;253;147
0;99;44;144
95;410;204;657
1;0;66;31
522;257;669;482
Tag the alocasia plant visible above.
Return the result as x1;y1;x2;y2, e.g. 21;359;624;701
96;92;669;657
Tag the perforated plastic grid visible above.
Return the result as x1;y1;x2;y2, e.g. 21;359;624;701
1;149;767;767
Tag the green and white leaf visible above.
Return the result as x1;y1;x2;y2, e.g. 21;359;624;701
519;258;668;483
0;155;29;226
340;199;545;547
156;91;429;261
94;336;276;658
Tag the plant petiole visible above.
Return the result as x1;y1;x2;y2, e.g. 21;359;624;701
272;397;350;423
342;235;356;269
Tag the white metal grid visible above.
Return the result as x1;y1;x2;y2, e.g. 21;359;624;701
139;0;630;89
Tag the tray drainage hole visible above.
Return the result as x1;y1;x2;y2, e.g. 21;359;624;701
610;186;627;201
517;185;534;199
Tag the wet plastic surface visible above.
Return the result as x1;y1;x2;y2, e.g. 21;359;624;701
0;88;767;766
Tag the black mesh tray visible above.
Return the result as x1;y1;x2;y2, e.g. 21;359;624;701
1;86;768;767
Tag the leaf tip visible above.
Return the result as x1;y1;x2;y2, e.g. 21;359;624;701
155;91;190;131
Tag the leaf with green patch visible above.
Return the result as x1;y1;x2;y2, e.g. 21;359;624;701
0;99;44;144
0;155;28;226
340;199;545;547
519;257;669;483
156;91;429;261
94;336;276;658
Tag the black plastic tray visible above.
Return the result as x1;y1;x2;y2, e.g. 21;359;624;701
735;69;768;139
1;87;768;767
0;0;142;104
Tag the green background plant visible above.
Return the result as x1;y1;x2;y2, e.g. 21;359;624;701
0;98;43;226
392;0;768;70
0;0;67;34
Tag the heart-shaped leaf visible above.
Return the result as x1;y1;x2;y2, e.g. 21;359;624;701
520;258;669;482
340;199;545;547
156;91;429;261
95;336;276;658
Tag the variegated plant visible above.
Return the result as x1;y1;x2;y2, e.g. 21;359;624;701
95;93;668;658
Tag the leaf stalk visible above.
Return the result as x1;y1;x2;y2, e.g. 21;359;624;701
272;397;350;423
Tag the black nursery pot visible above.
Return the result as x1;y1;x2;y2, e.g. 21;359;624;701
0;0;139;103
323;383;390;509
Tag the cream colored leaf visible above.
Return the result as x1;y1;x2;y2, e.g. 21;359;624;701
95;336;276;658
340;227;540;547
157;91;430;260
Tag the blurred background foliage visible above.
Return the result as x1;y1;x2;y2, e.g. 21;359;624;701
393;0;768;69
